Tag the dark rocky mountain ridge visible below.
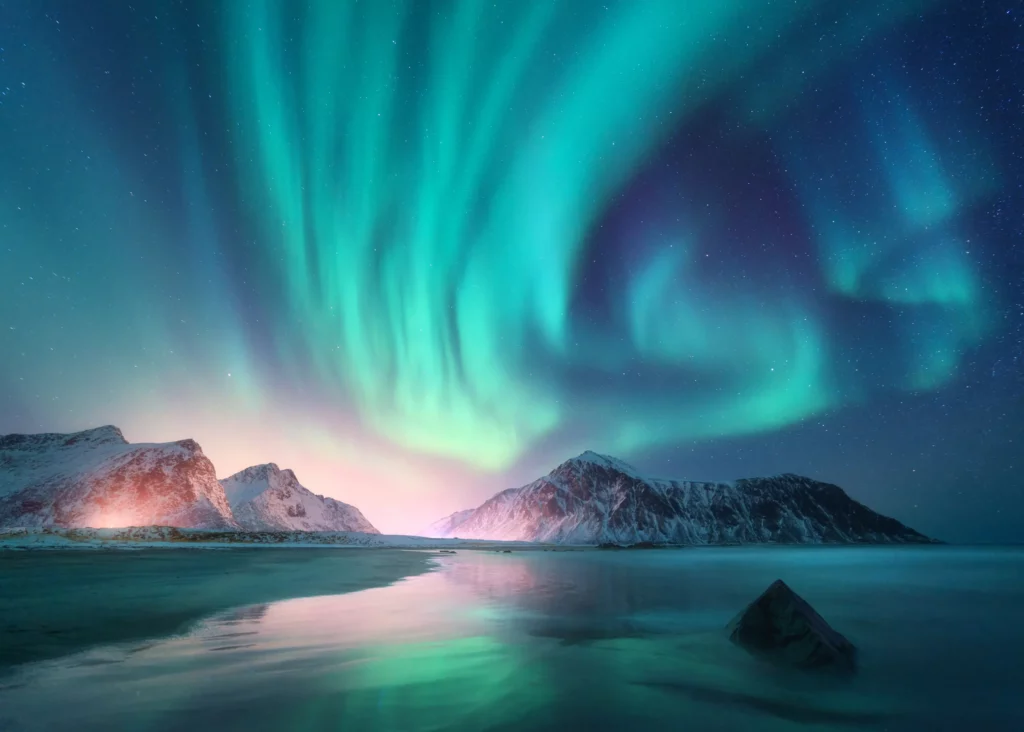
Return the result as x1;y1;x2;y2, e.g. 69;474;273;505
428;451;934;545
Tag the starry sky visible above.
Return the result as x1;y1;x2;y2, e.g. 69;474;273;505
1;0;1022;541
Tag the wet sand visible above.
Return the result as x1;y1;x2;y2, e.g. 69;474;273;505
0;548;435;673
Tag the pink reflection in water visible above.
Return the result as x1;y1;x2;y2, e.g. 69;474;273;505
251;556;491;649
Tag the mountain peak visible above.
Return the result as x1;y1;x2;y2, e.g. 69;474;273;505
565;450;642;477
73;425;128;445
227;463;282;483
0;424;129;452
220;463;306;509
173;438;203;455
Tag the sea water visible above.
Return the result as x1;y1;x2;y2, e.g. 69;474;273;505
1;546;1021;731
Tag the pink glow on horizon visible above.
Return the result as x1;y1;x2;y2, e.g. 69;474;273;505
114;403;507;535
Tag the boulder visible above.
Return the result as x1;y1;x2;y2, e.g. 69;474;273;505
727;579;856;671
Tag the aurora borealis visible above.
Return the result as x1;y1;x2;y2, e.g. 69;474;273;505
1;0;1022;540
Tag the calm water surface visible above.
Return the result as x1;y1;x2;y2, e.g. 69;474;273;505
1;546;1022;731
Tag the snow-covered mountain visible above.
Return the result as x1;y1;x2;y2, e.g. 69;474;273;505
0;426;236;529
429;451;934;545
220;463;379;533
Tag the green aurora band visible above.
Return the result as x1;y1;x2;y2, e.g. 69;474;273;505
220;0;987;470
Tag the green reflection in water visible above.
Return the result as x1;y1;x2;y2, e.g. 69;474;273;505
290;636;552;731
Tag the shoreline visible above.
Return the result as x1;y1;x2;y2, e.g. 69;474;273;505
0;547;437;675
1;526;949;552
0;526;543;551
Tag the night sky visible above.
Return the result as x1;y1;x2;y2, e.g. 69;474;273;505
1;0;1022;541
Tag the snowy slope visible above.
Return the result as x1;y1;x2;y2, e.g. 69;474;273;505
220;463;379;533
429;451;935;545
423;508;477;538
0;426;236;529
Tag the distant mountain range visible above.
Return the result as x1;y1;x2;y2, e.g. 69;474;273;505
0;426;378;534
1;427;934;544
426;451;934;545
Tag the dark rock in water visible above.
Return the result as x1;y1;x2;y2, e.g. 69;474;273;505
727;579;856;671
597;542;625;549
